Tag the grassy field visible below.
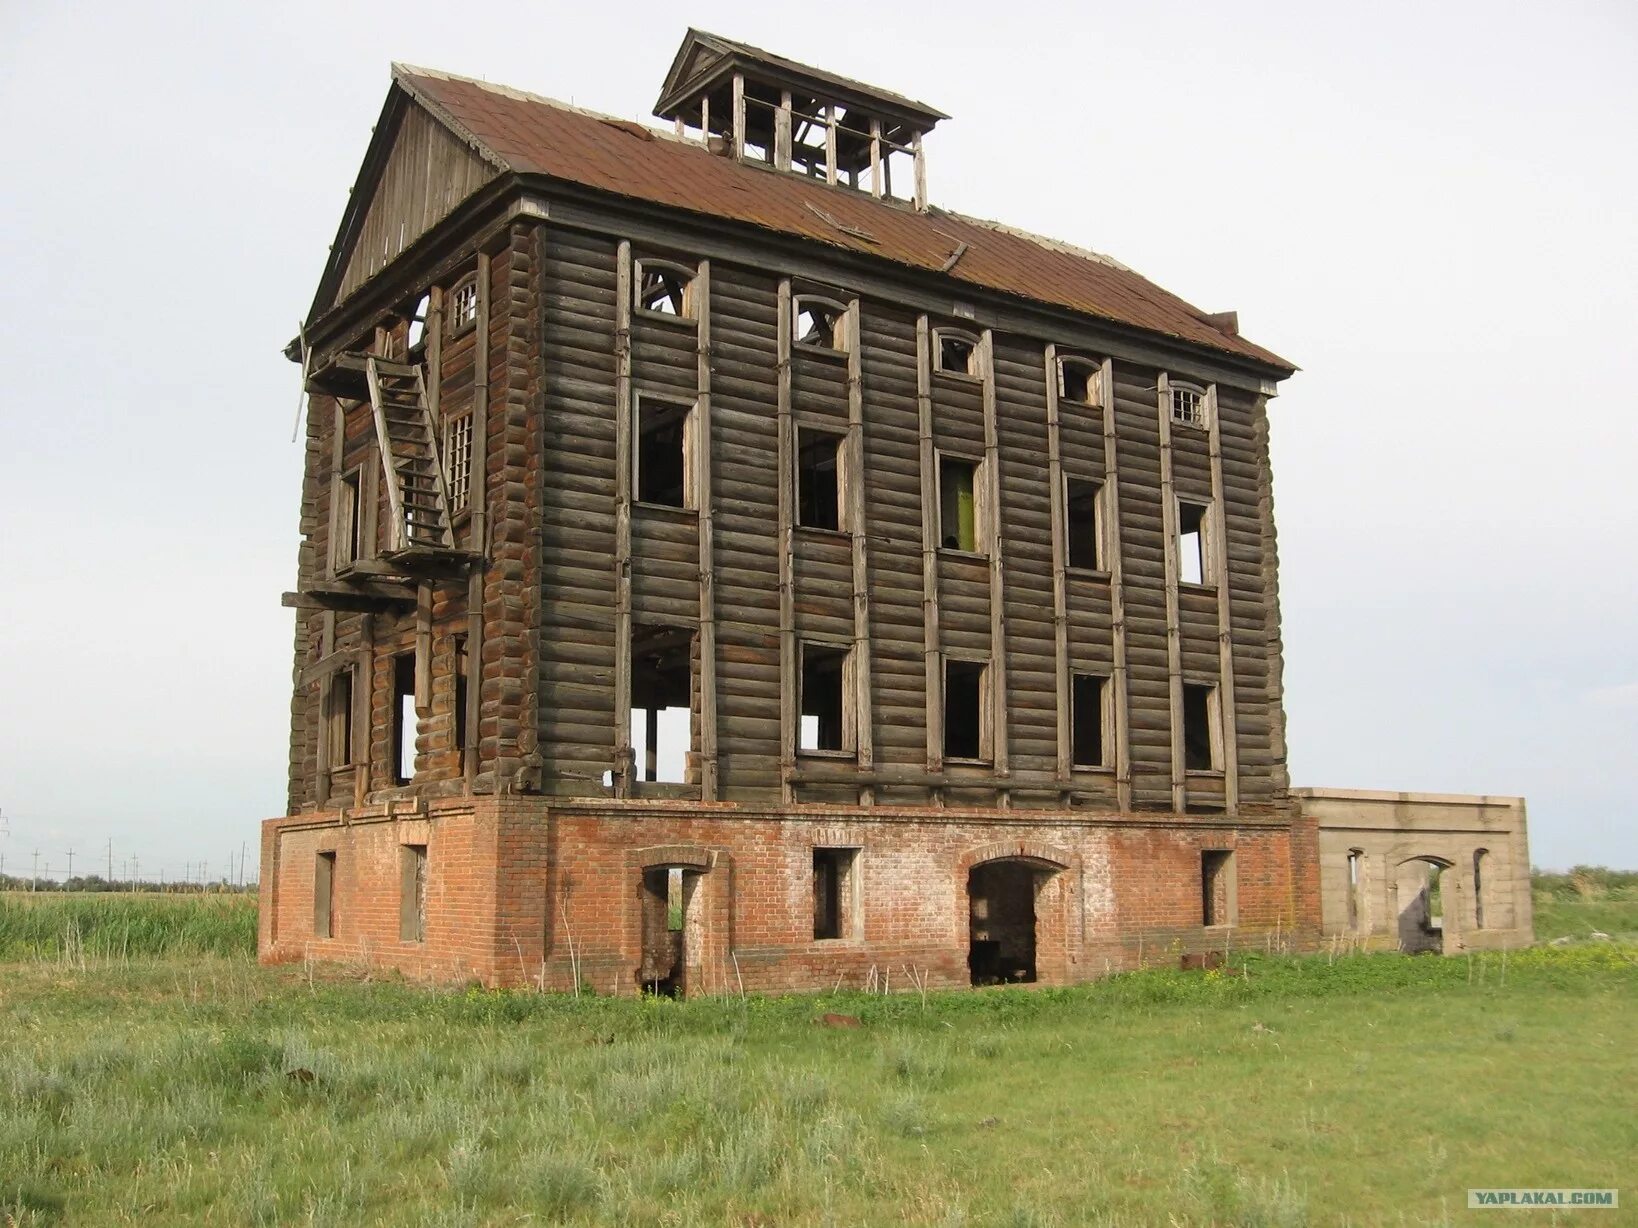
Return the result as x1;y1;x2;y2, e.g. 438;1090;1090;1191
0;891;256;961
2;894;1634;1226
1533;868;1638;943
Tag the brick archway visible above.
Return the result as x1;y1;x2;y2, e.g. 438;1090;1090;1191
632;844;716;871
959;839;1074;874
959;840;1078;985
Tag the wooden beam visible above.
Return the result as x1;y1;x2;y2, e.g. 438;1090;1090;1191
824;104;837;186
1044;344;1071;797
612;240;634;797
776;278;798;805
1157;371;1186;811
414;581;432;710
869;118;883;199
1206;383;1239;814
980;330;1009;804
915;314;943;801
695;258;719;801
847;296;875;805
913;131;927;211
356;612;374;806
775;89;792;171
465;249;492;789
731;72;746;160
1101;357;1134;812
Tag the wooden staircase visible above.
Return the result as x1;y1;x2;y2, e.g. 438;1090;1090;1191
364;355;459;562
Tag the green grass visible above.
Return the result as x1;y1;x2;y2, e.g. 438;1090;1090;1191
0;891;256;961
2;936;1634;1226
1533;867;1638;942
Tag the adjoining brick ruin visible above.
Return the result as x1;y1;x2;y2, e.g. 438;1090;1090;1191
262;30;1526;993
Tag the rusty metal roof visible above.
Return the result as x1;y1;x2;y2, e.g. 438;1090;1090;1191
395;66;1294;373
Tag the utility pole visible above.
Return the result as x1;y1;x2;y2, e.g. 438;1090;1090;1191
132;855;140;891
65;848;74;882
32;849;40;891
107;838;113;884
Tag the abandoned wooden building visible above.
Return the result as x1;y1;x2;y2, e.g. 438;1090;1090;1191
261;30;1522;991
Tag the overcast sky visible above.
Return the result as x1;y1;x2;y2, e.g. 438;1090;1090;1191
2;1;1634;880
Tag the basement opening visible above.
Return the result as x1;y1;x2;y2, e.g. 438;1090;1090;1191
392;653;416;785
812;847;858;940
799;642;851;753
314;850;336;939
1201;850;1236;926
797;428;844;531
630;624;694;784
1066;478;1102;570
399;844;427;943
968;860;1037;985
944;658;988;761
639;865;692;997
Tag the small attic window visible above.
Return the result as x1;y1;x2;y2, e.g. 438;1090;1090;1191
934;329;980;378
1171;382;1207;429
795;297;847;351
1058;357;1102;406
635;260;696;320
449;276;478;336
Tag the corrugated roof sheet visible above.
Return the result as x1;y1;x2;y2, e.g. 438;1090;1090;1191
394;65;1293;373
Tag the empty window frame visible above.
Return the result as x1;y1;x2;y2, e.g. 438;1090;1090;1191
1058;356;1102;406
944;658;990;761
444;411;474;515
794;296;847;351
1201;849;1236;926
797;427;844;531
1346;848;1364;931
634;259;696;319
399;844;427;942
406;293;430;354
1182;682;1220;773
392;652;416;785
452;637;469;754
812;847;859;940
1065;478;1104;570
635;397;696;508
790;102;832;178
448;275;478;335
331;470;363;571
933;328;980;378
1071;673;1109;769
1171;382;1207;428
938;454;984;553
630;624;695;784
799;642;853;754
1177;500;1212;586
314;850;336;938
1473;848;1488;929
326;667;355;768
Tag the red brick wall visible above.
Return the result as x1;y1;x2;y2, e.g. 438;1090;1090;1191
260;797;1319;992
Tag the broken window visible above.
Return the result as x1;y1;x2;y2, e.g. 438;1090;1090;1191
1473;848;1487;929
1201;849;1235;926
934;329;979;377
944;658;989;761
630;624;694;784
326;667;354;768
314;850;336;938
1066;478;1103;570
794;297;846;350
332;470;362;571
1171;382;1207;429
1058;357;1102;406
634;260;695;319
399;844;427;942
444;411;473;514
741;83;780;164
1178;500;1211;586
636;398;696;508
452;637;469;754
800;642;852;753
812;847;859;940
1182;682;1219;772
449;275;478;335
406;293;430;354
938;454;983;552
1071;673;1108;769
1347;848;1364;930
797;427;844;531
392;653;416;785
790;101;832;178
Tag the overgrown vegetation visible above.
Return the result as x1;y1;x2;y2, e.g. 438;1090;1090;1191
1532;865;1638;941
0;891;257;961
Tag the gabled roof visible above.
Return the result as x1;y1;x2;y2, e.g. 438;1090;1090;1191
343;64;1291;373
653;28;949;129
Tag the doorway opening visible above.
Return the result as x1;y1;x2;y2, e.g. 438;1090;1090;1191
639;865;692;996
967;860;1039;985
1396;857;1449;954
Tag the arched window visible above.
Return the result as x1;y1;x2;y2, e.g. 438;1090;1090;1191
933;327;981;378
1473;848;1488;929
1057;356;1102;406
634;259;697;319
794;295;848;351
448;274;478;336
1170;381;1207;428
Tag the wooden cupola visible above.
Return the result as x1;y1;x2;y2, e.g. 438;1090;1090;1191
653;28;948;209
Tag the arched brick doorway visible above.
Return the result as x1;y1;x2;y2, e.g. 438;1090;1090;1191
633;845;713;997
962;843;1072;986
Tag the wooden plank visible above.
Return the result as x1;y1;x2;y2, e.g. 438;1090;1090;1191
1101;357;1133;811
695;258;719;800
915;314;943;799
356;612;374;805
1207;383;1240;814
776;278;797;805
465;249;491;789
613;240;634;796
981;330;1010;803
1044;343;1071;792
1157;371;1185;811
415;581;432;709
847;297;875;804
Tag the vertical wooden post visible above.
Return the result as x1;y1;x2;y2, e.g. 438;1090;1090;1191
731;72;746;160
847;297;875;805
356;613;374;806
700;96;710;141
425;285;443;425
695;260;719;800
824;104;837;185
1157;372;1185;811
612;242;634;797
869;118;883;198
981;330;1009;803
775;89;793;171
415;581;432;712
1100;358;1133;812
316;611;334;805
1044;344;1071;799
776;278;798;805
913;131;927;211
1206;384;1239;814
915;315;943;802
464;252;490;789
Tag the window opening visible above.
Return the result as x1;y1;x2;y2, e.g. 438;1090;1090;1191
1473;849;1487;929
797;428;843;531
1347;849;1364;931
630;624;694;784
1066;478;1102;570
790;101;831;178
392;653;416;785
1171;383;1207;428
406;293;430;354
1182;683;1217;772
333;472;362;571
1178;501;1210;586
812;848;858;940
968;861;1038;984
636;399;695;508
1071;673;1108;768
1201;850;1235;925
399;844;427;942
327;668;354;767
944;658;987;761
935;330;978;376
453;638;469;753
449;276;478;335
800;643;851;752
314;851;336;939
1058;357;1101;405
938;455;981;552
795;298;845;350
444;412;473;514
635;261;694;318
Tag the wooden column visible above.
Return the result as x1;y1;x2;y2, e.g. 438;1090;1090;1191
847;297;875;805
695;260;719;800
776;279;798;805
981;330;1009;803
869;119;883;198
1044;344;1070;798
731;73;746;160
1157;372;1185;811
775;89;793;171
1206;384;1239;813
315;611;333;804
355;614;373;807
915;315;943;802
612;241;634;797
1101;358;1133;811
913;132;927;211
824;105;838;185
464;252;491;788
